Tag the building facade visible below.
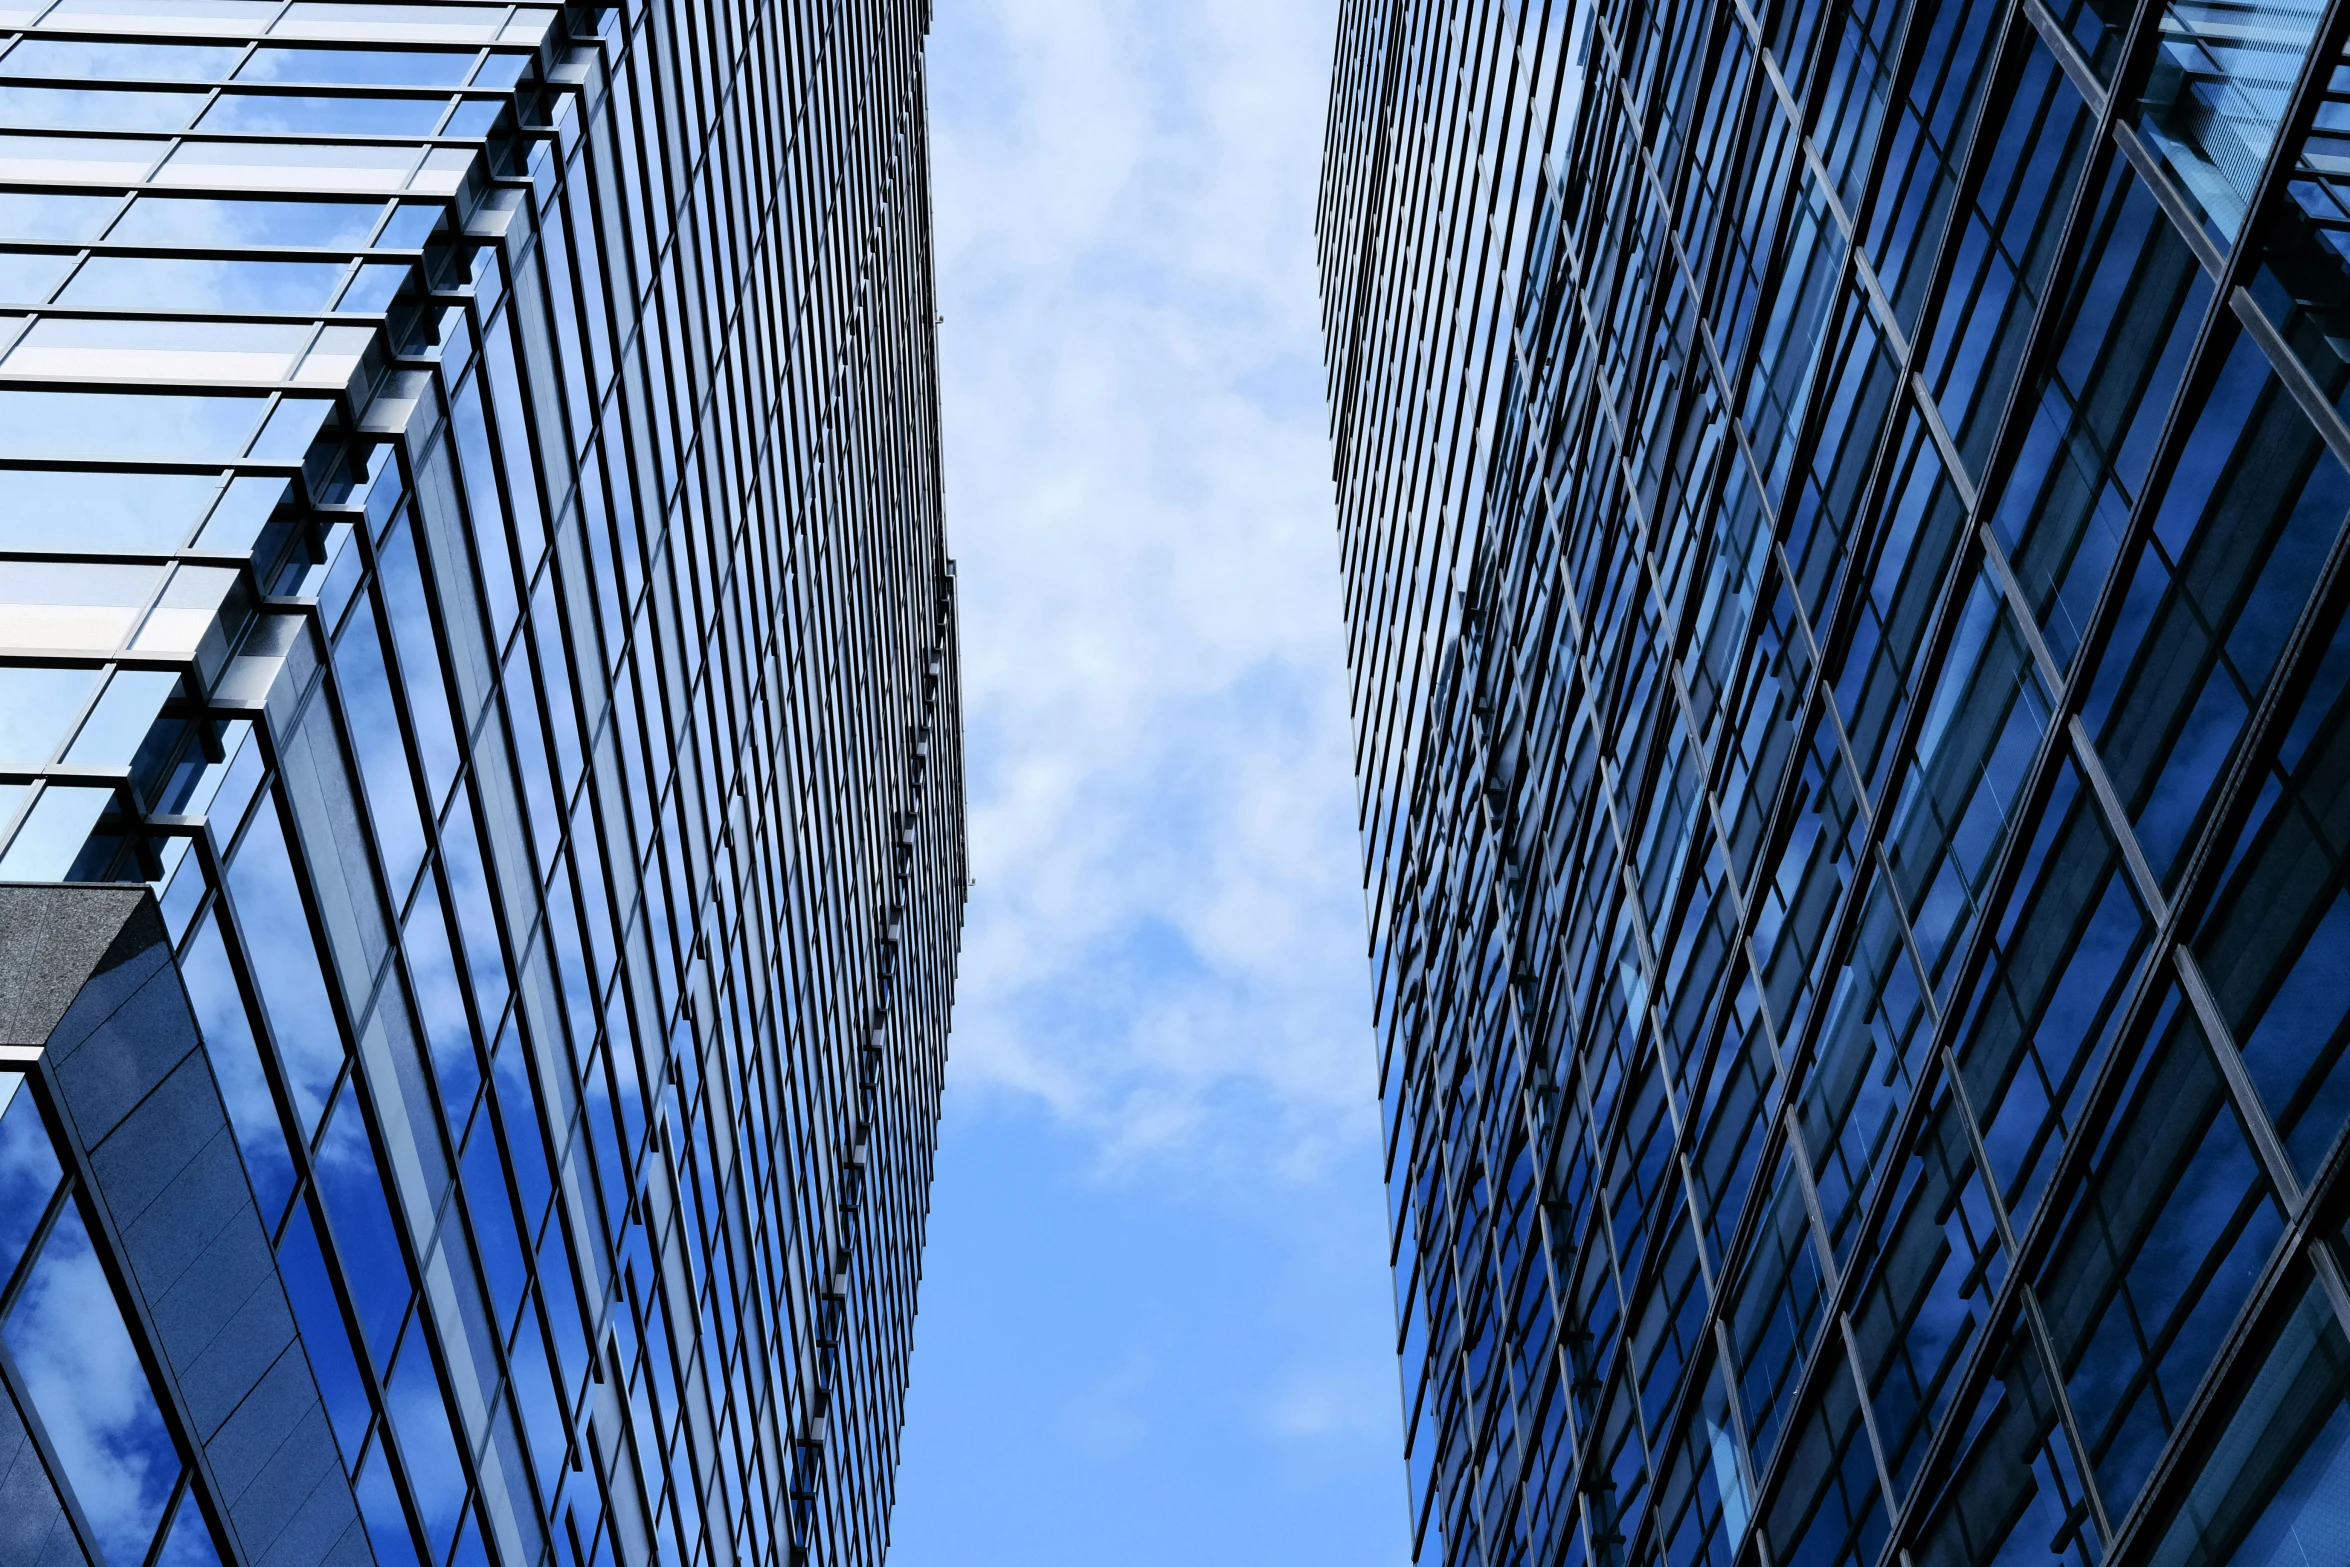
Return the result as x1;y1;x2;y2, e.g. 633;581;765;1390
0;2;965;1565
1319;1;2350;1565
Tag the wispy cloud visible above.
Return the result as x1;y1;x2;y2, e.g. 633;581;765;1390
934;0;1370;1178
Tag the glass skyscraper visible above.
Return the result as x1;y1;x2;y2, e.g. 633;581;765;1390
0;2;964;1566
1320;1;2350;1565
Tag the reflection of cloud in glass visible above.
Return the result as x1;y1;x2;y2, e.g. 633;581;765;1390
0;1071;63;1281
61;255;350;312
149;1498;224;1567
0;37;243;79
2;1204;178;1566
0;85;206;130
200;91;447;135
0;248;75;304
0;191;120;241
108;193;384;247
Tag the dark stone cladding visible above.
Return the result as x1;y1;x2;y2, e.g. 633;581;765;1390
0;883;367;1567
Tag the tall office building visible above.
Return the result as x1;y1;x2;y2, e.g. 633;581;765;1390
0;1;965;1565
1321;0;2350;1564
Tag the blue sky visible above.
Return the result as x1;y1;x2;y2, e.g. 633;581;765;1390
885;2;1411;1561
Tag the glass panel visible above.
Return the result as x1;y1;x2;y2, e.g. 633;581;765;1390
61;256;352;314
1990;155;2211;670
1847;1086;2005;1501
0;664;100;768
0;470;220;553
2035;986;2285;1516
0;85;206;130
2193;607;2350;1182
238;46;480;86
108;194;385;247
0;191;119;241
200;92;450;135
1923;38;2097;478
0;783;112;879
2145;1273;2350;1567
1910;1328;2099;1567
223;793;345;1137
2084;324;2350;882
0;38;244;80
2133;0;2326;246
1882;576;2054;997
0;1070;63;1289
1954;761;2150;1229
0;390;264;462
2;1199;180;1565
1863;0;2003;330
63;668;176;770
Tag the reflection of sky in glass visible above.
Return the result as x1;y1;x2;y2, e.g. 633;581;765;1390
0;389;262;460
61;255;351;312
108;193;385;247
238;44;477;85
200;90;448;134
224;798;347;1136
0;37;243;79
0;666;100;769
149;1497;224;1567
3;1201;179;1566
0;248;73;303
0;469;223;552
178;912;299;1223
0;85;206;130
0;1070;61;1283
0;191;120;241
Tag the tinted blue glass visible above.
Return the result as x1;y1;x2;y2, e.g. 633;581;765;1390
2195;605;2350;1182
0;1073;62;1288
385;1315;465;1559
1991;156;2212;669
2145;1276;2350;1567
353;1437;424;1567
0;246;71;302
150;1490;223;1567
225;795;346;1135
2037;989;2284;1514
313;1083;413;1364
178;911;298;1225
275;1201;370;1460
2087;326;2350;881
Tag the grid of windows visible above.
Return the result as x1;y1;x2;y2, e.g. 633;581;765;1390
1319;1;2350;1565
0;2;965;1566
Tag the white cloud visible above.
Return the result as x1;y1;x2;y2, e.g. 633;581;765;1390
933;0;1372;1178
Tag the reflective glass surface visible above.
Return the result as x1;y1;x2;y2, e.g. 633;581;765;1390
0;4;966;1567
1319;0;2350;1562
